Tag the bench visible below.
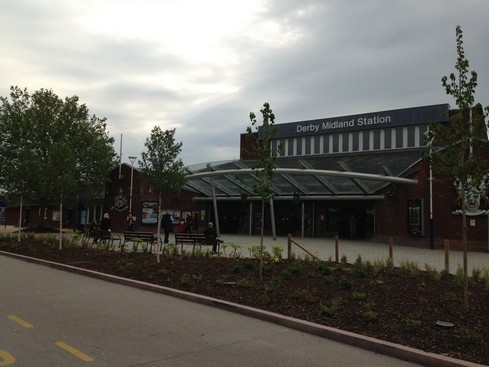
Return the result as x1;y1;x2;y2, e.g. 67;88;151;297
122;231;161;252
174;233;222;254
92;230;121;250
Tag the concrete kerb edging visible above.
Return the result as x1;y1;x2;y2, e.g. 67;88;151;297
0;250;485;367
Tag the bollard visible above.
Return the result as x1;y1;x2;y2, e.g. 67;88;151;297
444;239;450;273
389;236;394;261
335;234;339;263
287;233;292;259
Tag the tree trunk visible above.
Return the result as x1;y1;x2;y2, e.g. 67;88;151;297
461;189;469;311
259;199;264;282
156;193;161;263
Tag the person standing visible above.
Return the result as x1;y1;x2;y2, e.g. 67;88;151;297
184;212;193;233
192;213;199;233
100;213;111;231
348;214;357;239
126;212;134;231
161;211;173;244
204;222;219;253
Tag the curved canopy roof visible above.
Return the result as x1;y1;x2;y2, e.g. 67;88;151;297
184;150;421;201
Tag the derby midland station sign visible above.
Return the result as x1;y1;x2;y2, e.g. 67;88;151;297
297;115;391;133
266;104;449;139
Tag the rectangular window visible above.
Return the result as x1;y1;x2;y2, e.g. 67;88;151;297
395;127;403;148
279;139;285;156
407;199;423;235
373;130;381;150
324;135;330;153
419;125;428;146
315;136;322;154
332;134;339;153
297;138;303;155
305;136;312;155
352;132;359;151
362;131;370;150
407;126;416;147
384;128;392;149
342;133;349;152
288;138;294;156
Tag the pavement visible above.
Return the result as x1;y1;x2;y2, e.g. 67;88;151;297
2;225;489;274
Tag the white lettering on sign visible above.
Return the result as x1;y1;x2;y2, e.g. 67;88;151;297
296;124;320;133
357;115;391;126
322;119;355;130
293;115;392;135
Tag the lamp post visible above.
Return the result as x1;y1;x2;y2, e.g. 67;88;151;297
128;156;137;213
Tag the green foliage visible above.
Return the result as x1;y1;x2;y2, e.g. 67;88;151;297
340;275;353;290
271;245;283;262
351;291;367;301
319;297;342;317
139;126;186;246
316;262;333;276
243;103;279;281
424;26;488;186
290;289;316;303
140;127;186;197
399;260;420;278
0;86;117;220
404;317;422;333
236;278;254;288
361;310;378;323
229;243;242;258
423;26;488;311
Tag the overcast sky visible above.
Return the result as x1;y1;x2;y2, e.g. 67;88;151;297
1;1;488;166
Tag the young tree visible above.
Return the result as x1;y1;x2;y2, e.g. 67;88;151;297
424;26;489;311
0;86;117;231
139;127;186;262
244;102;279;281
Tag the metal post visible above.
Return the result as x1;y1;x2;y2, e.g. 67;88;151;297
128;156;137;213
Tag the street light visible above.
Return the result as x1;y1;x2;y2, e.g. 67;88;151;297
128;156;137;213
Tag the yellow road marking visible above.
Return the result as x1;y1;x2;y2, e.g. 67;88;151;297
8;314;33;328
55;341;94;362
0;350;15;366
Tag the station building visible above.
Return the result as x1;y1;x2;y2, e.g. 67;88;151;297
5;103;489;251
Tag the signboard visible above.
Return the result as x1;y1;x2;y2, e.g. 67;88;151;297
141;201;159;225
263;104;449;139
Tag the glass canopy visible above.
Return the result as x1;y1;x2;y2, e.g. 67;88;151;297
184;150;421;199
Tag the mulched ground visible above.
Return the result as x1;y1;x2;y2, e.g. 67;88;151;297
1;237;488;365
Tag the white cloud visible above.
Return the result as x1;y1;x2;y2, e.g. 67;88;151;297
1;0;488;165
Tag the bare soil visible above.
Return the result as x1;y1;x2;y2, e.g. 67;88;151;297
1;236;488;365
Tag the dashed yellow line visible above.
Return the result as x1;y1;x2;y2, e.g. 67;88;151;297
55;341;94;362
0;350;16;366
8;314;33;328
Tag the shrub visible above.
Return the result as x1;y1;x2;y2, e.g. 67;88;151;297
319;297;342;317
340;275;353;290
352;291;366;301
236;278;254;288
290;289;316;303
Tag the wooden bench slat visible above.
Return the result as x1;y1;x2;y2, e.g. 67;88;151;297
123;231;161;252
174;233;221;254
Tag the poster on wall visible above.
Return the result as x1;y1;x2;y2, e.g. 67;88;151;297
141;201;159;225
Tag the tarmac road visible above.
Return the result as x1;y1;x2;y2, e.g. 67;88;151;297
0;254;424;367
